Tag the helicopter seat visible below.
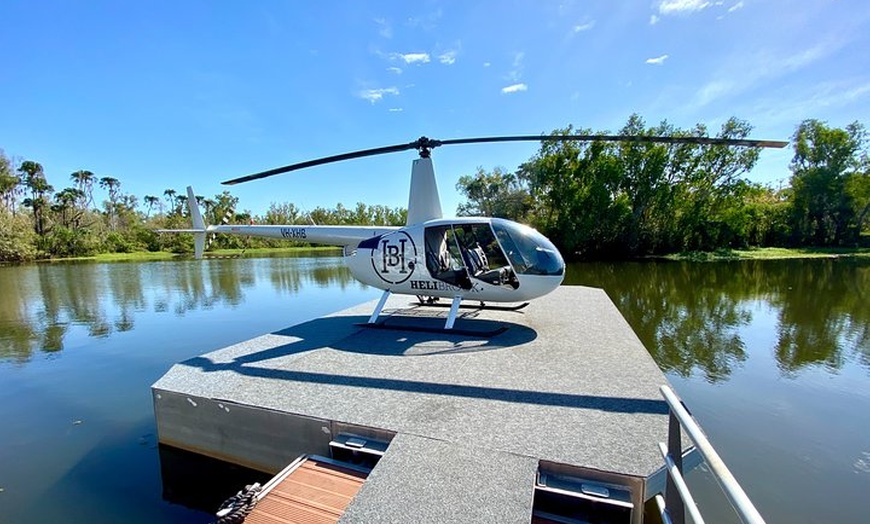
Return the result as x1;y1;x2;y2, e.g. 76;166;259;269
462;244;488;276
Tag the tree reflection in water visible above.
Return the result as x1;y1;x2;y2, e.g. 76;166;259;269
566;258;869;382
2;256;867;378
0;256;353;363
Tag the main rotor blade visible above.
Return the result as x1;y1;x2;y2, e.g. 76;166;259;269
222;133;788;185
440;135;789;149
222;141;420;185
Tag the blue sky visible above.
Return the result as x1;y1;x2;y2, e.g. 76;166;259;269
1;1;868;217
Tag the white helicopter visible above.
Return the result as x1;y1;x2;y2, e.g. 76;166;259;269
163;134;786;330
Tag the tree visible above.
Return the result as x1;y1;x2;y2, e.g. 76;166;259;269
264;201;301;224
456;166;531;220
789;120;867;245
0;209;36;261
509;116;768;258
0;150;20;214
845;155;869;234
99;176;121;230
174;194;187;215
18;160;54;237
53;187;85;228
143;195;160;218
672;118;761;251
70;170;96;209
518;126;629;256
163;188;177;214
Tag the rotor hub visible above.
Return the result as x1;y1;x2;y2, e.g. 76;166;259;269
415;136;441;158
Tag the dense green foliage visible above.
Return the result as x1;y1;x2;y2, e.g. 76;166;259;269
0;148;406;262
457;116;869;259
2;115;867;262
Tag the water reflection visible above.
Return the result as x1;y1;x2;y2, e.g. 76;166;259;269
3;256;867;378
565;258;869;382
0;256;356;363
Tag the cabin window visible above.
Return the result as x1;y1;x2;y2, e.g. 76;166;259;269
424;224;519;289
491;219;564;276
424;225;472;289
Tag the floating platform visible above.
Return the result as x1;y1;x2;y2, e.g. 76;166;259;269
152;286;676;523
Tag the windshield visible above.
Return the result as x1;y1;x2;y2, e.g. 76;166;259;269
491;219;564;276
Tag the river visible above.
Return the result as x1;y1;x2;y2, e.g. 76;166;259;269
0;255;867;523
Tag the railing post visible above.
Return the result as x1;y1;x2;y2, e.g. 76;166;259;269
666;410;686;524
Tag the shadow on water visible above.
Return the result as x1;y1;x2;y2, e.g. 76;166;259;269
159;444;271;516
565;257;870;382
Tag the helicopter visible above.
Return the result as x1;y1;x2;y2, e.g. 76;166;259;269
161;134;787;330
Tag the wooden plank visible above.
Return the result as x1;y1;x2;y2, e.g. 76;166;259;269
246;459;368;524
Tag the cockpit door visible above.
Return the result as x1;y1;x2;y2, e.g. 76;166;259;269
424;223;519;290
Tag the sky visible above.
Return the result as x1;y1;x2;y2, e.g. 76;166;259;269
1;0;869;218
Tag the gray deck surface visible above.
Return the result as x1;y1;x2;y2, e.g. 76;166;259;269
339;433;538;523
154;286;672;522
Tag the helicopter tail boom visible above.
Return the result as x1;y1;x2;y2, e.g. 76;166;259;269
156;187;398;256
206;224;396;247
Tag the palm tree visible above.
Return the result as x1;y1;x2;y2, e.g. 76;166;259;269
143;195;160;218
99;176;120;203
69;170;95;209
175;195;188;216
54;187;85;228
99;177;121;230
18;161;53;236
163;189;177;214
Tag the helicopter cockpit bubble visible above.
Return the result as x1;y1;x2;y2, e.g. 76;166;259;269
491;218;565;277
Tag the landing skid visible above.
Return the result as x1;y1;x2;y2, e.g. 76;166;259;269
368;290;525;332
416;300;530;312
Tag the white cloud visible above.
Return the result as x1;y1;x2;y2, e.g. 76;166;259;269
439;50;457;65
650;14;660;25
358;87;399;104
388;107;404;112
374;17;392;38
728;1;744;12
690;40;843;108
483;62;491;68
694;80;735;105
512;51;525;68
645;54;669;65
573;20;595;32
387;66;402;75
501;83;528;94
506;51;525;82
393;52;430;64
658;0;711;15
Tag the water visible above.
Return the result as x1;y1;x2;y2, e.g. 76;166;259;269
0;256;868;523
0;255;376;523
565;259;870;523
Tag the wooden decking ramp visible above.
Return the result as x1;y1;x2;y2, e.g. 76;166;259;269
246;456;368;524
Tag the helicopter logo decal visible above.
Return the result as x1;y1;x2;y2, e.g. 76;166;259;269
371;231;417;285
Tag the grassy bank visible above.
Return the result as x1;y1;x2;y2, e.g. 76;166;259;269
664;246;870;261
46;246;342;263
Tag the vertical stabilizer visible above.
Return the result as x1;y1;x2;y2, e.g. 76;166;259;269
186;186;207;259
406;157;443;225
